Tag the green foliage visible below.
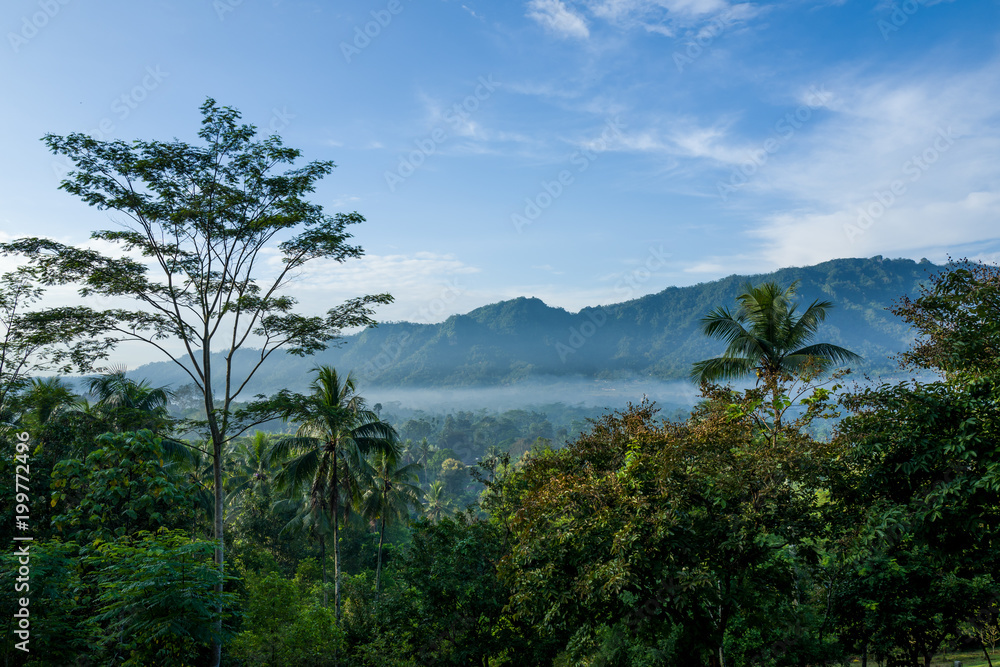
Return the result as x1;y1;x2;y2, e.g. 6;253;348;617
0;539;95;666
832;375;1000;662
83;367;175;434
50;430;195;542
500;395;842;664
230;570;343;666
344;514;554;666
9;259;1000;666
437;457;467;495
893;259;1000;378
0;531;228;667
691;279;860;394
425;447;458;482
85;529;233;666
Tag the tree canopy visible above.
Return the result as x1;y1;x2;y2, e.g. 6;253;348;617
0;98;391;666
691;280;861;386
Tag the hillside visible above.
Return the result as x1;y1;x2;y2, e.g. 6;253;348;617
130;256;940;396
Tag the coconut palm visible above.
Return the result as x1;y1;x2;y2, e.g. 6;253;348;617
19;376;78;426
269;366;398;621
360;450;422;596
423;480;453;523
691;280;860;387
223;431;279;524
272;488;338;606
416;437;433;485
85;366;173;433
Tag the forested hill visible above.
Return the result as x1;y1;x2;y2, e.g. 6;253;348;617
132;256;940;394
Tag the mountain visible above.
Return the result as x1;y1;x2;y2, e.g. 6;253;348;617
129;256;940;397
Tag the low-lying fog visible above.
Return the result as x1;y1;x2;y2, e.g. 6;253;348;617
365;376;701;413
360;370;936;415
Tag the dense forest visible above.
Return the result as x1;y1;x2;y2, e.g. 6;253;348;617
3;261;1000;666
1;102;998;666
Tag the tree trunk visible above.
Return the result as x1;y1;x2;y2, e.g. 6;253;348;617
200;336;225;667
321;536;328;608
332;451;341;667
983;641;994;667
207;395;224;667
331;444;341;621
376;512;386;598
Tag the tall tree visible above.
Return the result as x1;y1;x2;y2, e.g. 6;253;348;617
270;366;398;621
1;99;391;666
0;99;391;665
360;450;422;596
691;280;860;386
691;280;860;428
423;480;452;523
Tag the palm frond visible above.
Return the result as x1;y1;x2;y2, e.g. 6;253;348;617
690;357;757;384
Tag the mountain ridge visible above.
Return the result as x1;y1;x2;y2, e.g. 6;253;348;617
128;256;940;396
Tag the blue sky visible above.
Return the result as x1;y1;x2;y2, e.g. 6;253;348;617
2;0;999;335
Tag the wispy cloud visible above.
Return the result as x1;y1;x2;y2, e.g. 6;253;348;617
527;0;591;39
581;0;762;36
720;59;1000;266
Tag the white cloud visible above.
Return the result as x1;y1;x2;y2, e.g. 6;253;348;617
721;59;1000;266
753;192;1000;267
269;251;483;323
583;0;760;35
527;0;590;39
461;4;485;21
657;0;729;17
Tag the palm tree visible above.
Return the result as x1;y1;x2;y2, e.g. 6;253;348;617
272;488;338;606
20;376;78;426
691;280;860;385
691;280;860;427
416;437;433;486
270;366;398;621
223;431;278;524
360;450;422;596
85;366;173;433
423;480;453;523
